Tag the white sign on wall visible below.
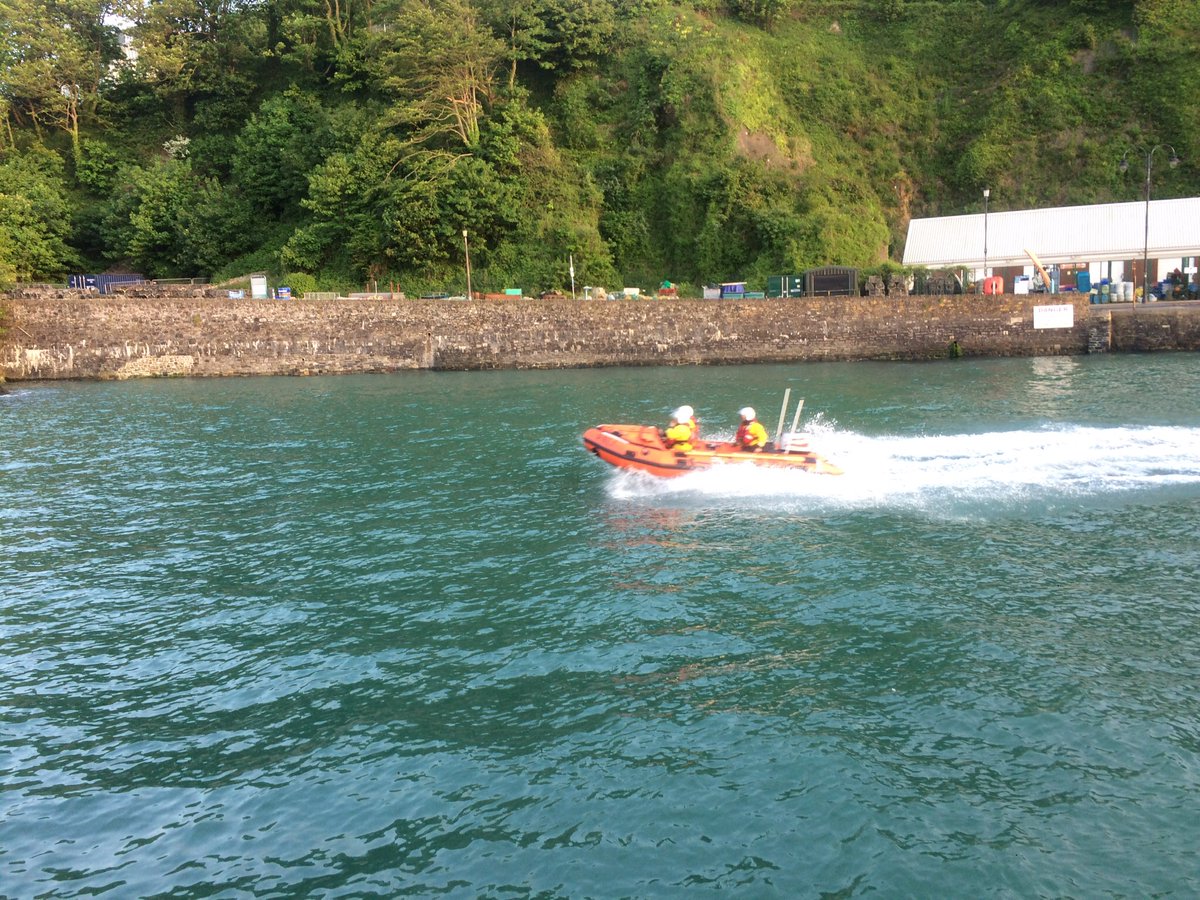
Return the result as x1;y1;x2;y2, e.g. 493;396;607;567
1033;304;1074;329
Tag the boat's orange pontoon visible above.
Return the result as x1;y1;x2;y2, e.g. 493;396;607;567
582;423;843;478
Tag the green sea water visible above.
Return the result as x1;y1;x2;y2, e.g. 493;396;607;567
3;355;1200;897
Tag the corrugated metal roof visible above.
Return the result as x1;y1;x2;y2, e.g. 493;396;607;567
902;197;1200;268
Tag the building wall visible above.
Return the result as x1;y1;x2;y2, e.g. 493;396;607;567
1;291;1192;382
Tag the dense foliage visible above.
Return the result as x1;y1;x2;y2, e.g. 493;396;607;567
1;0;1197;293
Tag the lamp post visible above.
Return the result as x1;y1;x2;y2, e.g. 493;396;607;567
462;228;472;301
983;187;990;290
1120;145;1180;303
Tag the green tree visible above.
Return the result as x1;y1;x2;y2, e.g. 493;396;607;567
370;0;504;151
117;0;266;127
99;146;256;276
0;0;120;157
0;146;79;280
538;0;615;69
275;0;373;74
75;137;124;194
177;176;257;273
284;94;563;282
479;0;552;88
231;91;334;217
282;131;403;276
123;159;194;272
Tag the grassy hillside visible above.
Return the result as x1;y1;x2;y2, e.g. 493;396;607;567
545;0;1198;288
1;0;1196;292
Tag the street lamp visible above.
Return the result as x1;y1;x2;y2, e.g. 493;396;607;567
1120;145;1180;303
983;187;990;289
462;228;472;301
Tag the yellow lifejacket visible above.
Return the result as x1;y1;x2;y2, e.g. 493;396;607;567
736;419;768;449
664;421;693;452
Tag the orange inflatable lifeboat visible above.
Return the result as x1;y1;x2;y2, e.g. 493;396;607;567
582;423;843;478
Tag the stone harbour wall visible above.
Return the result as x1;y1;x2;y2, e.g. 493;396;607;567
2;291;1196;381
1108;306;1200;352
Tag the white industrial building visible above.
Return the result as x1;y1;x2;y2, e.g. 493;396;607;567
903;197;1200;298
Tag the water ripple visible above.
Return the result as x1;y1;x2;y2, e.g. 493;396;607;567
4;363;1200;896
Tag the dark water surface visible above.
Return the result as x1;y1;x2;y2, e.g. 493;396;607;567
3;356;1200;897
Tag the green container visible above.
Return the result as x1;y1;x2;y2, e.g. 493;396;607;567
767;275;803;298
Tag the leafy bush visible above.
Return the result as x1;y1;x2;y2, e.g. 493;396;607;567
280;272;318;296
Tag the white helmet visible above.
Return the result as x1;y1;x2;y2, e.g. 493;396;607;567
739;407;755;420
675;405;694;421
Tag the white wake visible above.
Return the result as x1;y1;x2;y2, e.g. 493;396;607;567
605;423;1200;515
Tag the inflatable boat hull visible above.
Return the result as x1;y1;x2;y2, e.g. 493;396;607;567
582;424;843;477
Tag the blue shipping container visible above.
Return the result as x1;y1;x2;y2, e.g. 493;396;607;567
70;273;146;294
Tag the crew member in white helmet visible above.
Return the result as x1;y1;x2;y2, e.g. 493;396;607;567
664;405;696;452
676;404;698;438
734;407;768;451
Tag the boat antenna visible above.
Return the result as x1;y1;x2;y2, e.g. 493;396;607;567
774;388;791;448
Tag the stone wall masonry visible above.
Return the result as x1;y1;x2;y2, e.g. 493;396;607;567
1;291;1194;382
1109;305;1200;352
